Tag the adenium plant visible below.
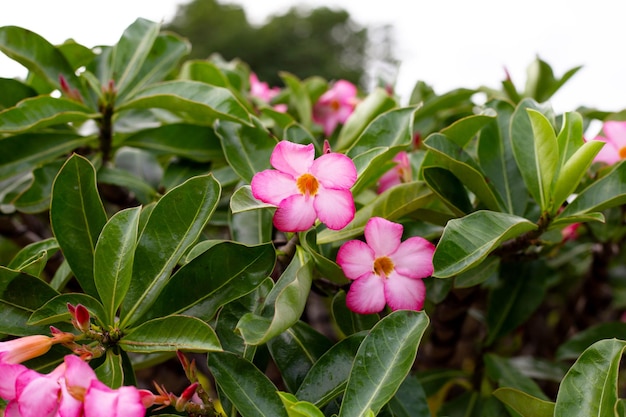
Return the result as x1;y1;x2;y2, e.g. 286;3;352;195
1;17;626;417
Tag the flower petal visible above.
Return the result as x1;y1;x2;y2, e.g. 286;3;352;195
384;272;426;311
64;355;97;391
591;137;620;165
270;141;315;177
85;381;146;417
17;376;60;417
251;170;298;206
346;273;386;314
391;237;435;279
314;188;355;230
0;363;28;399
364;217;402;256
603;121;626;149
273;194;317;232
337;240;375;280
310;153;357;190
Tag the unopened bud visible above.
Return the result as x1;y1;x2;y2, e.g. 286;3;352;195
68;303;91;332
175;383;199;411
0;335;53;364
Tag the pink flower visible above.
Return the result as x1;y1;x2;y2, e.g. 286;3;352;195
313;80;358;136
336;217;435;314
377;152;412;193
591;121;626;164
249;72;287;113
84;380;146;417
251;140;357;232
561;223;581;242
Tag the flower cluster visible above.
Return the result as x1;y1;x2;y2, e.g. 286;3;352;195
249;72;287;113
313;79;359;136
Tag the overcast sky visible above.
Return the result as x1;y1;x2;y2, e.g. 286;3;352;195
2;0;625;116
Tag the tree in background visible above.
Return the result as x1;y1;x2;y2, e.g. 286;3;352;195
164;0;394;88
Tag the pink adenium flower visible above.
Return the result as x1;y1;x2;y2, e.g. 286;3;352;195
337;217;435;314
84;380;147;417
377;151;412;194
313;80;358;136
0;332;74;365
251;140;357;232
249;72;287;113
590;121;626;164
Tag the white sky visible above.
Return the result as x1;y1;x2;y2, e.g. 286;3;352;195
1;0;625;115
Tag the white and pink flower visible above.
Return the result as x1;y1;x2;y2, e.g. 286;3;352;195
313;80;358;136
337;217;435;314
590;121;626;165
377;151;412;194
251;140;357;232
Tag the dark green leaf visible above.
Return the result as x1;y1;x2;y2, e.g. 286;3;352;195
484;354;548;400
0;78;37;110
119;315;222;353
208;351;289;417
556;322;626;361
331;291;379;337
422;167;472;216
385;375;430;417
27;293;106;328
493;388;555;417
95;349;125;389
12;160;65;213
50;154;108;298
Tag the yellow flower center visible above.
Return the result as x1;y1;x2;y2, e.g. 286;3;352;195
296;173;319;197
373;256;394;277
619;146;626;159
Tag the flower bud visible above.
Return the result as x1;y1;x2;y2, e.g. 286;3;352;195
68;303;91;332
175;382;198;411
0;335;53;364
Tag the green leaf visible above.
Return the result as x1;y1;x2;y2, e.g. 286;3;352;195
216;118;276;183
0;133;94;182
179;60;230;87
556;322;626;361
454;256;500;288
108;18;161;100
117;80;252;126
0;266;60;335
120;174;221;326
331;291;379;337
423;133;505;211
95;349;125;389
478;99;527;216
97;167;157;205
119;315;222;353
12;160;65;213
0;78;36;110
486;261;548;345
208;351;289;417
555;338;626;417
493;388;555;417
230;185;276;213
281;72;313;129
433;211;537;278
339;310;429;417
50;154;108;298
122;124;224;162
27;293;106;327
551;140;604;212
335;88;397;151
0;26;87;98
139;241;275;322
440;114;495;148
8;237;58;271
385;375;430;417
300;228;349;285
0;95;96;134
484;353;549;400
510;101;557;210
279;392;325;417
422;167;473;216
268;322;333;392
230;208;274;245
236;247;313;345
94;206;141;325
317;181;434;244
556;112;584;169
556;161;626;223
296;332;366;407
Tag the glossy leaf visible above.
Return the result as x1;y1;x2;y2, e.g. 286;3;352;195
433;211;537;278
230;185;276;213
208;351;289;417
97;167;157;205
236;247;313;345
556;322;626;361
300;228;349;285
281;72;313;129
339;310;429;417
268;321;333;392
179;60;230;87
120;174;221;326
0;96;96;133
422;167;472;216
140;241;275;322
0;78;36;110
556;112;584;169
94;206;141;324
331;291;379;337
440;113;495;148
296;332;366;407
108;18;161;100
12;160;65;213
554;338;626;417
118;80;252;126
347;107;416;157
0;25;86;98
423;133;505;211
335;88;397;151
317;181;434;244
493;388;555;417
27;293;106;327
384;375;430;417
478;99;527;215
0;266;60;335
0;132;94;182
7;237;58;271
95;349;125;389
230;208;274;245
484;353;548;400
122;124;224;162
50;154;108;298
216;118;276;183
119;315;222;353
454;256;500;288
556;160;626;223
